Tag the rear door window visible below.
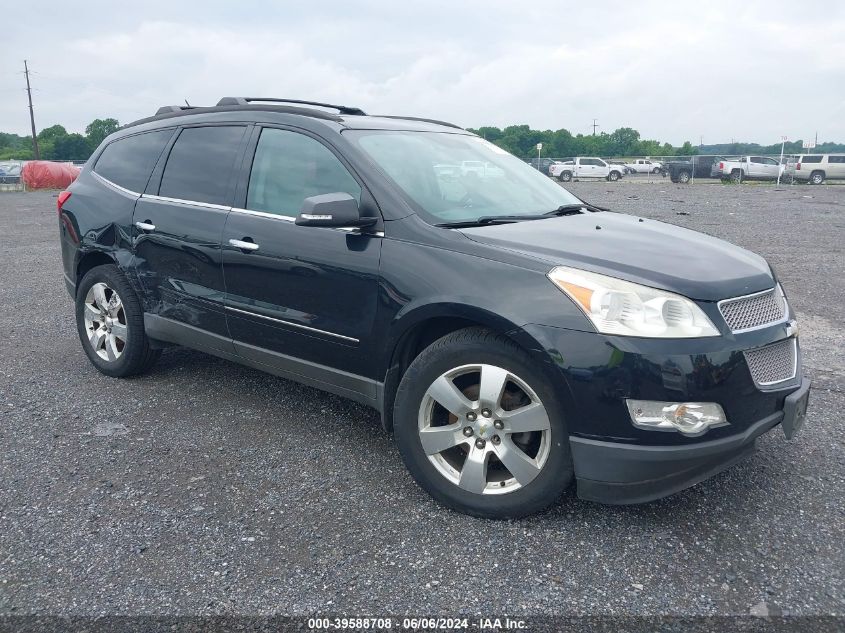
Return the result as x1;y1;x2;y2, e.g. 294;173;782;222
94;130;173;193
827;156;845;164
159;126;247;205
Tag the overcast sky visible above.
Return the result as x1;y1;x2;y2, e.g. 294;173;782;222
2;1;843;145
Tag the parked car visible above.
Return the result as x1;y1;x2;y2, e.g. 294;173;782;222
549;157;624;182
713;156;784;182
625;158;663;174
527;157;557;175
783;154;845;184
0;162;22;184
663;157;716;183
608;160;635;175
58;97;810;519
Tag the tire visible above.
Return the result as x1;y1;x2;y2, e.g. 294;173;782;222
607;171;620;182
678;170;691;184
810;171;825;185
730;170;742;184
652;167;661;174
75;264;161;377
559;171;572;182
393;327;573;519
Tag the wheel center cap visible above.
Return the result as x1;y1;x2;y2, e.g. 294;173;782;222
476;422;493;440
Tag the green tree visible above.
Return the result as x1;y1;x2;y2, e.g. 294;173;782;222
37;124;68;144
50;134;91;160
85;118;120;148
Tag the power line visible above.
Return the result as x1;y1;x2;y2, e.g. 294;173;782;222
24;60;40;160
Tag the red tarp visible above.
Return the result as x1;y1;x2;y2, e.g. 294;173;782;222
21;161;81;189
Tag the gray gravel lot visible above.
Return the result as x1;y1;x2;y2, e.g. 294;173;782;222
0;184;843;618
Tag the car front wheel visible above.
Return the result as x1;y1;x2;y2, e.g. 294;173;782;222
607;171;620;182
394;328;573;519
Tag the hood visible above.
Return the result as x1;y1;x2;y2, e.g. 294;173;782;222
459;212;773;301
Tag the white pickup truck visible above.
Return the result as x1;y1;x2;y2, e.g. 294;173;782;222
624;158;663;174
712;156;784;182
549;157;624;182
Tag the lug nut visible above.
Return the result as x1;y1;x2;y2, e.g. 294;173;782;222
475;438;486;449
481;408;491;418
467;412;477;421
491;435;501;445
463;426;474;437
493;419;504;430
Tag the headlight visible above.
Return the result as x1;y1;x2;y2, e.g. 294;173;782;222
547;266;719;338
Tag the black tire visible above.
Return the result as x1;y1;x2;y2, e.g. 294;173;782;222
393;327;573;519
730;169;742;184
652;167;661;174
559;171;572;182
607;170;620;182
678;170;691;184
810;171;825;185
75;264;160;377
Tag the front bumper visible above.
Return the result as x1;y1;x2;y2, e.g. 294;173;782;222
515;323;810;504
571;377;809;503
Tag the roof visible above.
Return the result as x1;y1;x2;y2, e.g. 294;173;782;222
123;97;465;133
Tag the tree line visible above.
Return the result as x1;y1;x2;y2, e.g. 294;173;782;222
2;118;843;161
0;118;120;161
465;125;845;158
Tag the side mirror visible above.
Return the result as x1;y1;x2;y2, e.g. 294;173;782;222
295;192;377;229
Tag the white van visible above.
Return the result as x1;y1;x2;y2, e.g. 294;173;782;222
784;154;845;184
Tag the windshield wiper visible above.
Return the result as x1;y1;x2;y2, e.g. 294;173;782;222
435;215;543;228
541;202;608;216
435;203;610;228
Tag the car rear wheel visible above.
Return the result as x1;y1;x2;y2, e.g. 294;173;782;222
810;171;825;185
394;327;573;519
678;170;691;184
75;264;160;377
559;171;572;182
731;170;742;183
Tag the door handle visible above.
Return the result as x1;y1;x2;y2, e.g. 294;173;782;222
135;221;156;232
229;238;259;252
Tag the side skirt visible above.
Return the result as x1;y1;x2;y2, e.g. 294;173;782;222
144;314;382;412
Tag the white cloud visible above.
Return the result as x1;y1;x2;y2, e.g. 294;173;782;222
2;0;843;144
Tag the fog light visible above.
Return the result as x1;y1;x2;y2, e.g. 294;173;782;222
626;400;728;437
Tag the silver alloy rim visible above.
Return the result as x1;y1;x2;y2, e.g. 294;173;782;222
83;282;127;361
418;364;551;495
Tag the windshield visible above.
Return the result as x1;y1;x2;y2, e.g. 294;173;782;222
346;130;582;224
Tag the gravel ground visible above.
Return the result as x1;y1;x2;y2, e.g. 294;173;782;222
0;184;843;618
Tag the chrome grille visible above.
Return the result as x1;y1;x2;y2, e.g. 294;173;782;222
719;287;786;332
743;338;797;386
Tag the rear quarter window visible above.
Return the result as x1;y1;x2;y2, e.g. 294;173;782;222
802;155;823;163
94;130;173;193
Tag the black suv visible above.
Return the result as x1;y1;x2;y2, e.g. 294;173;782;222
59;97;810;518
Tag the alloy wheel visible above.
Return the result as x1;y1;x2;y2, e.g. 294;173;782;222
417;363;551;495
83;282;127;361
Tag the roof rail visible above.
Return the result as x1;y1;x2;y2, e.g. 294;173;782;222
216;97;366;116
376;115;463;130
155;105;195;115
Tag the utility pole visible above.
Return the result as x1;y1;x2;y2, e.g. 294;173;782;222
592;119;599;136
24;60;40;160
